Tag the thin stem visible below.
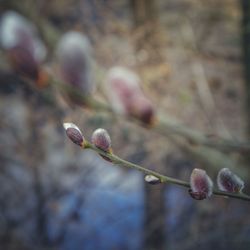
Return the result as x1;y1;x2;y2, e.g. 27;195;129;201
84;141;250;202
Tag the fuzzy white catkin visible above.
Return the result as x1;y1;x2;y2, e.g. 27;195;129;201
91;128;111;151
190;168;213;197
217;168;244;192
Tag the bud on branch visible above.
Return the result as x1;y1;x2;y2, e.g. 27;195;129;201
56;31;94;105
189;168;213;200
91;128;112;153
63;123;85;147
0;11;46;82
145;175;161;185
63;123;250;202
217;168;244;193
105;67;155;125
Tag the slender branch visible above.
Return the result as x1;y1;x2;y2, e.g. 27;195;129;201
83;141;250;202
4;0;250;202
54;76;249;177
23;74;249;178
53;76;250;153
157;114;250;153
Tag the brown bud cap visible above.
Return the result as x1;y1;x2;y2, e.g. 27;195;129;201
91;128;111;152
63;123;84;147
145;175;161;185
190;168;213;200
188;189;207;200
129;95;155;125
217;168;244;193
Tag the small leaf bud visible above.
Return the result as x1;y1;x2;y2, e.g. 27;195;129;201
145;175;161;185
63;123;84;147
189;168;213;200
91;128;112;152
217;168;244;193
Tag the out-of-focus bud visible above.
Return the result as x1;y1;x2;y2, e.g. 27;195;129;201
105;66;155;125
91;128;112;152
63;123;85;147
217;168;244;193
0;11;46;82
129;95;154;125
189;168;213;200
145;175;161;185
56;31;94;104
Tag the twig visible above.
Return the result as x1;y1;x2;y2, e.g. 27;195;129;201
83;141;250;202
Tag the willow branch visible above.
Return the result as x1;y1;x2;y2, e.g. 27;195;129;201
28;75;246;178
83;141;250;202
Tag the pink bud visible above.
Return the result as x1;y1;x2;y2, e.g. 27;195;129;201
63;123;85;147
0;11;46;81
105;66;154;124
217;168;244;193
91;128;111;152
189;168;213;200
56;31;94;100
145;175;161;185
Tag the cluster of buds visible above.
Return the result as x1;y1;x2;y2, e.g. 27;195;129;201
0;11;47;85
63;123;247;200
188;167;245;201
105;66;155;125
56;31;94;105
63;123;112;161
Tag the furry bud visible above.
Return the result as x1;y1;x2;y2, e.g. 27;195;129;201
63;123;84;147
0;11;46;81
189;168;213;200
217;168;244;193
56;31;94;104
105;66;154;124
145;175;161;185
91;128;111;152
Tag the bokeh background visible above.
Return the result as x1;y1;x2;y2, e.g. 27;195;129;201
1;0;250;249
